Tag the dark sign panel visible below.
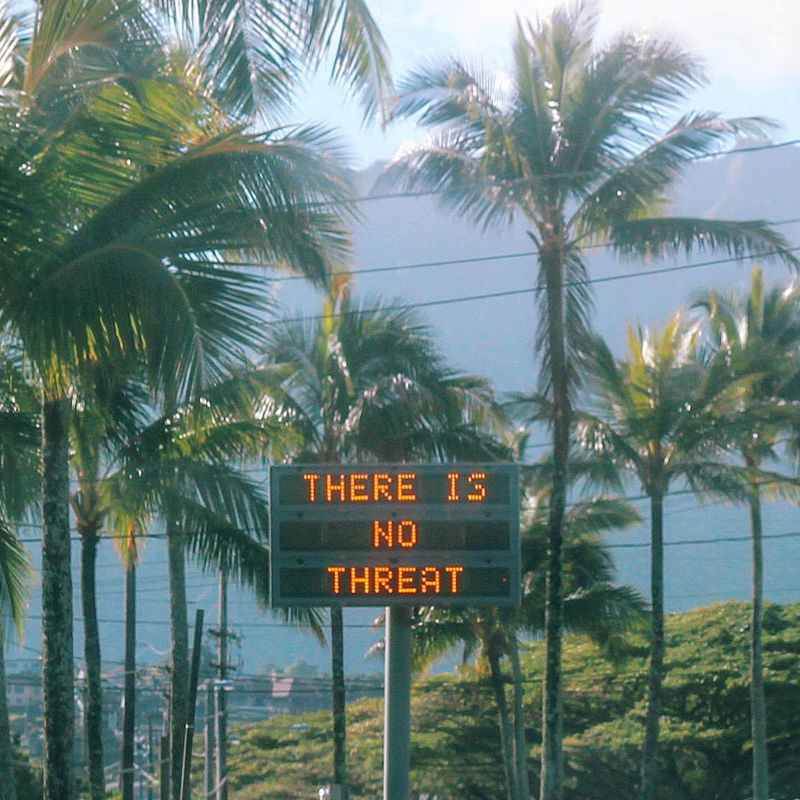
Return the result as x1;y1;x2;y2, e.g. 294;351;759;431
269;464;520;607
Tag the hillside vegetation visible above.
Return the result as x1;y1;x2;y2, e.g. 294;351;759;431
222;602;800;799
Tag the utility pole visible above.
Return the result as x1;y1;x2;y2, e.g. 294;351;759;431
121;562;136;800
179;609;204;800
209;568;236;800
148;715;155;800
159;735;169;800
216;569;228;800
204;682;215;799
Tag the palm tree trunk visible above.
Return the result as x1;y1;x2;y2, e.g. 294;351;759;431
508;635;531;799
0;626;18;800
640;488;665;800
167;520;189;800
330;605;347;792
487;647;518;800
121;561;136;800
80;528;105;800
42;394;75;800
540;243;568;800
748;487;769;800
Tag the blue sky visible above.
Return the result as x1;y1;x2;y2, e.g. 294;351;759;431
299;0;800;168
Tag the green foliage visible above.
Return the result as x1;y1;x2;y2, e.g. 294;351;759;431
560;602;800;800
222;602;800;799
11;740;42;800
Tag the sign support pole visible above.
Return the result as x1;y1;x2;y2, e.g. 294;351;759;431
383;605;412;800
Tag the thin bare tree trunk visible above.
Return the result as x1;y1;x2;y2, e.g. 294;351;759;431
640;489;665;800
748;488;769;800
42;395;74;800
331;605;347;793
509;635;531;799
488;647;519;800
0;629;18;800
540;243;568;800
167;521;189;800
80;527;105;800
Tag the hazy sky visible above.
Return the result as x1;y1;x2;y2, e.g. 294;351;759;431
309;0;800;167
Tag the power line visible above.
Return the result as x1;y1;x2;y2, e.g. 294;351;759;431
266;215;800;283
606;530;800;550
23;612;379;631
275;246;800;325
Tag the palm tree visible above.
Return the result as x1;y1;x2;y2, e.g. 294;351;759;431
0;2;391;796
264;285;508;793
694;269;800;800
382;5;799;797
574;315;792;799
71;406;114;800
69;375;154;800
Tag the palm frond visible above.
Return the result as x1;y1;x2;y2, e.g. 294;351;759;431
153;0;392;121
380;130;518;230
608;217;800;270
562;37;704;188
0;521;32;638
562;582;648;660
393;56;506;128
18;120;355;401
535;249;593;400
571;113;772;234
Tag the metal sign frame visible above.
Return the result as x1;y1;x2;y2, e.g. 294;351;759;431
269;463;520;607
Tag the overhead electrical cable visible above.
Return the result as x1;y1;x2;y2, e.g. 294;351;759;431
262;216;800;283
274;246;800;325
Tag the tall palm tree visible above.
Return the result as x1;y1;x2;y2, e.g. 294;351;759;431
264;285;508;793
694;269;800;800
70;406;113;800
69;375;154;800
574;315;793;799
0;2;391;796
382;5;799;797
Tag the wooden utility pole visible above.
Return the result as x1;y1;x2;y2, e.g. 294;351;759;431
159;736;169;800
204;683;215;799
179;609;204;800
121;563;137;800
216;569;229;800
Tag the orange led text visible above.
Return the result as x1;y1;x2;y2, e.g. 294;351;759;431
302;472;418;503
372;520;418;548
446;471;488;502
326;565;465;595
